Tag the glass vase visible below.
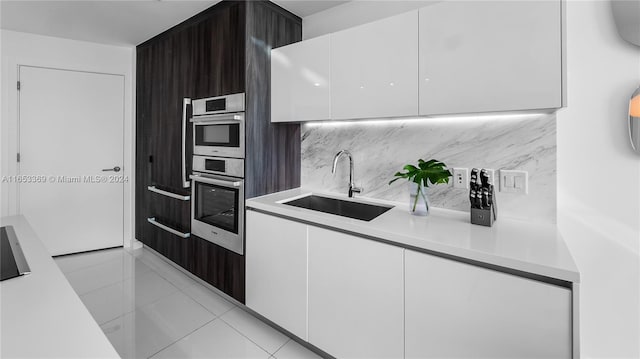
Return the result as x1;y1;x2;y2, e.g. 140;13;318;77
408;182;429;216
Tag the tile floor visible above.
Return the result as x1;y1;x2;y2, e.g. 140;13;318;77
55;247;322;359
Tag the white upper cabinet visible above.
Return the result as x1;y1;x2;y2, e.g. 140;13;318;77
271;35;331;122
270;1;562;120
330;11;419;120
419;0;562;115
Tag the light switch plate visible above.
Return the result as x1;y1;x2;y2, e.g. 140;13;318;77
500;170;528;194
452;168;468;189
484;169;495;187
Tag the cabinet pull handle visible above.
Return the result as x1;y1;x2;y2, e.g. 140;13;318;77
182;98;191;188
147;186;190;201
147;217;190;238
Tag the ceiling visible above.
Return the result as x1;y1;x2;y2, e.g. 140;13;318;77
0;1;348;47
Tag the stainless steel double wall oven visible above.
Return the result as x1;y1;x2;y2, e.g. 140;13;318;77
185;93;245;255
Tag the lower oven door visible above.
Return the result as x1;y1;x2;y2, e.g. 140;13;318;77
190;174;244;255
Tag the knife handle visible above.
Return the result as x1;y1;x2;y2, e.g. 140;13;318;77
482;188;490;208
470;189;476;208
480;169;490;188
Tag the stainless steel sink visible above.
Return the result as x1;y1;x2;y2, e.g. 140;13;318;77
283;195;393;221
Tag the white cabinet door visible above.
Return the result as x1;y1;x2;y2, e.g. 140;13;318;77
308;226;404;358
271;35;331;122
331;11;419;120
245;211;308;339
405;249;572;359
419;1;562;115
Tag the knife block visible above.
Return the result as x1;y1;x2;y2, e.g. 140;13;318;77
470;186;497;227
471;207;495;227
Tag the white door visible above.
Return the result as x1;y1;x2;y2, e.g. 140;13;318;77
18;66;124;256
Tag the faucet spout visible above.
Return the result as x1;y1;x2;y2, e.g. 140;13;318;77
331;150;363;198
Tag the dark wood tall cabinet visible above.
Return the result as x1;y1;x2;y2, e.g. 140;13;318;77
135;1;302;303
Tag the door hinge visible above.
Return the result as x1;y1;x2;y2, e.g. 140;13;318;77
17;81;20;91
16;153;20;162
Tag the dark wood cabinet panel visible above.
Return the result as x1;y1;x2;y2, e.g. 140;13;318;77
136;0;301;303
192;2;245;98
245;1;302;198
192;235;245;302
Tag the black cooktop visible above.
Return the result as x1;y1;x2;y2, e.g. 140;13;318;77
1;226;31;281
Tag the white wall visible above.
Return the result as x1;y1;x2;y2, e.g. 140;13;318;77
0;30;136;246
557;1;640;357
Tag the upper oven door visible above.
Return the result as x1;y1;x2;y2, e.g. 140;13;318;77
192;93;244;116
192;113;245;158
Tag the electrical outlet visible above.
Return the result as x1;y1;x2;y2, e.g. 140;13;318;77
452;168;468;189
500;170;528;194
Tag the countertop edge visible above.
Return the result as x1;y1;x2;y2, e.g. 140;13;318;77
0;215;120;358
246;189;580;284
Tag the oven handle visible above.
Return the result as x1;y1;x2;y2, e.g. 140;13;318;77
190;174;242;188
182;98;191;188
190;113;243;123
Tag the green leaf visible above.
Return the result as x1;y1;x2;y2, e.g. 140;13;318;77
403;164;419;172
389;158;452;188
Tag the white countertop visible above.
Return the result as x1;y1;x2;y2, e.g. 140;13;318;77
0;215;119;358
246;188;580;283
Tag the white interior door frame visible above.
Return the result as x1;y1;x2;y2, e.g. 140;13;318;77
2;54;135;249
17;65;126;254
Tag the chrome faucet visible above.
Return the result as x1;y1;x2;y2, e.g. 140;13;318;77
331;150;363;198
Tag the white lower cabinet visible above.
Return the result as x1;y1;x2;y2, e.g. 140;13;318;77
307;226;404;359
404;249;572;359
246;211;573;358
245;211;308;339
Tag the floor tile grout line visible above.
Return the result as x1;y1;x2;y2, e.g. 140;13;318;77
145;317;220;359
84;249;285;358
271;338;292;357
64;257;154;296
135;250;238;318
179;287;237;318
136;260;232;317
99;289;218;355
56;250;135;275
74;277;129;298
74;263;158;298
218;310;288;356
95;284;182;327
89;274;183;327
97;286;204;332
90;261;220;328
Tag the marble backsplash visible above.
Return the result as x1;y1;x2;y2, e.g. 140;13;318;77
301;113;557;223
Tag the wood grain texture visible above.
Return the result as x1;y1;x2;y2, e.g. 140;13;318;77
192;234;246;302
244;1;302;198
136;0;301;303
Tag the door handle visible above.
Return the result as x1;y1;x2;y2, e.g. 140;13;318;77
182;98;191;188
102;166;121;172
